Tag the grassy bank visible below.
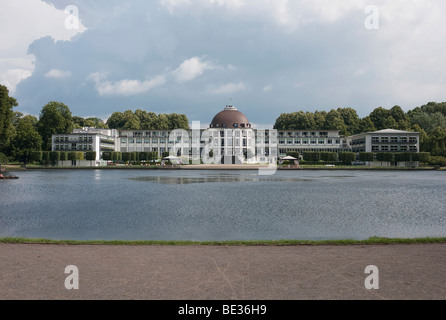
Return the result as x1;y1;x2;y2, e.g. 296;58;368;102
1;237;445;246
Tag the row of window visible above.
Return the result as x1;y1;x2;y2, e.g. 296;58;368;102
278;138;341;145
371;136;418;143
54;136;93;142
54;145;93;151
209;123;252;128
371;145;418;152
278;132;333;138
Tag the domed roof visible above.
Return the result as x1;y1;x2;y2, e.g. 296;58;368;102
210;106;251;129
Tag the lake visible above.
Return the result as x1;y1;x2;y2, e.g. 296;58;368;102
0;169;445;241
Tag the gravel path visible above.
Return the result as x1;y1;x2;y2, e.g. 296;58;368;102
1;243;445;300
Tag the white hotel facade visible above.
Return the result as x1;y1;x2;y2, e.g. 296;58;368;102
52;105;419;166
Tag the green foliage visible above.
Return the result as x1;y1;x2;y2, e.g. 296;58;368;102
394;152;412;162
38;101;74;151
85;151;96;161
73;116;108;129
320;152;337;162
59;151;68;161
42;151;49;161
338;152;356;164
102;151;112;161
359;152;374;162
412;152;430;163
49;151;60;162
112;152;122;161
162;151;170;158
303;152;320;162
0;152;8;164
428;155;446;166
67;151;84;161
376;152;394;162
286;151;300;159
0;85;18;154
10;115;42;161
106;109;190;130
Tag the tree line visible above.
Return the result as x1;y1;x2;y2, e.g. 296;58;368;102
274;103;446;158
0;85;189;163
1;83;446;164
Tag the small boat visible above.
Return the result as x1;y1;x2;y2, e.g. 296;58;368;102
0;176;19;180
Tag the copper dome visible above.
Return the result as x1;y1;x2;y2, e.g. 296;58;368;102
210;106;251;129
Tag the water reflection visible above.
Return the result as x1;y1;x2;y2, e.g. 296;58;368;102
129;174;312;184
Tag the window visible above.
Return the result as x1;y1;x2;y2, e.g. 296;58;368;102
381;137;389;143
129;138;135;144
381;145;389;151
318;139;325;144
279;139;285;144
409;137;417;143
144;138;150;143
410;146;417;152
233;123;238;128
400;146;408;151
136;138;142;144
295;139;301;144
391;137;398;143
327;139;332;144
303;139;308;144
400;137;407;143
391;146;398;151
372;146;379;151
287;139;293;144
310;139;317;144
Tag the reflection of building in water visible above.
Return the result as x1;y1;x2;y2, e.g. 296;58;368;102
52;105;420;166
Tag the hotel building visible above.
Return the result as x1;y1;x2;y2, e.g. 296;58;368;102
52;105;420;166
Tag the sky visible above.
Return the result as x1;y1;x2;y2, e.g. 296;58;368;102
1;0;446;128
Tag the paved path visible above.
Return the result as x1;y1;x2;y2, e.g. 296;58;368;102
1;243;445;300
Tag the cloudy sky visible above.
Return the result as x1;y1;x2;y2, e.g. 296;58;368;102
1;0;446;128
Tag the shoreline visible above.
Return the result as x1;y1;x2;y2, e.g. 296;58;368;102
2;164;444;171
2;236;445;246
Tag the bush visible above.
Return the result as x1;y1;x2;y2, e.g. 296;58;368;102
303;152;320;162
376;152;394;162
30;151;42;163
59;151;68;161
339;152;356;164
429;156;446;167
359;152;374;162
85;151;96;161
102;152;112;161
0;152;8;164
112;152;122;161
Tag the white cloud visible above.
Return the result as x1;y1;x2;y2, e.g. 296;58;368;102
0;0;87;93
88;73;166;96
160;0;191;14
44;69;72;79
209;82;247;94
0;69;32;94
263;85;272;92
172;57;216;83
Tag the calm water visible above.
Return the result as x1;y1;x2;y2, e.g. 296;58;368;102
0;169;445;241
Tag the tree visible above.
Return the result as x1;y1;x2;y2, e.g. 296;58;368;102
358;116;376;133
324;109;347;133
0;85;18;154
337;107;360;135
10;115;43;162
338;152;356;164
359;152;374;162
369;107;390;130
38;101;74;151
85;151;96;166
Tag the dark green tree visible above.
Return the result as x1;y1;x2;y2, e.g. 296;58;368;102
0;85;18;154
38;101;74;151
10;115;42;162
